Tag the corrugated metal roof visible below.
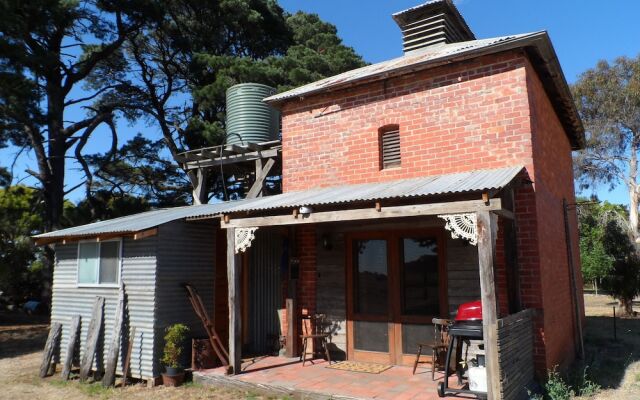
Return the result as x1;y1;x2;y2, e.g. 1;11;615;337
33;204;236;239
35;166;522;240
212;165;523;215
264;32;537;104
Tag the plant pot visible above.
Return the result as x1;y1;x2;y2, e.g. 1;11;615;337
165;366;184;376
162;371;185;387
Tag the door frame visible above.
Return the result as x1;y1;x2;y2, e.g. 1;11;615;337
345;228;448;365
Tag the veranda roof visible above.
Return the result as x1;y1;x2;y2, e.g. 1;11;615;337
33;165;523;243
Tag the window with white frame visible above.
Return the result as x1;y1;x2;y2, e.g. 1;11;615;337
77;240;121;285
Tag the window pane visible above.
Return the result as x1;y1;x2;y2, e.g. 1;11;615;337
78;243;99;284
99;241;120;284
353;239;388;315
401;238;439;316
354;320;389;352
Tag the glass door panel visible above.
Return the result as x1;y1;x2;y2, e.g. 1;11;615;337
353;239;388;316
401;238;440;317
352;239;389;353
347;232;445;365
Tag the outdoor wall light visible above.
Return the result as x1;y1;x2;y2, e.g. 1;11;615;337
299;206;313;215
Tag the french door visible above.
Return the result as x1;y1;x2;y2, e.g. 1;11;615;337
346;230;447;365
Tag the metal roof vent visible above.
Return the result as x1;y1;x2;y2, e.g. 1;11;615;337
392;0;475;54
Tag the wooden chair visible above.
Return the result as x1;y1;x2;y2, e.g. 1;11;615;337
299;314;332;366
412;318;452;380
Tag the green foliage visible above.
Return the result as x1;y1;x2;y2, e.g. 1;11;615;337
533;367;600;400
63;190;152;226
572;55;640;193
544;369;575;400
85;135;191;207
0;186;45;304
578;200;640;314
161;323;190;368
188;7;366;149
578;201;617;282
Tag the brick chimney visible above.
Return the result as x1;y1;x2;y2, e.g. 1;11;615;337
392;0;475;54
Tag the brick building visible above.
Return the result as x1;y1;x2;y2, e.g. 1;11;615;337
37;1;584;398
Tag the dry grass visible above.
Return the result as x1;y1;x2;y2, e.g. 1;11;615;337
0;313;271;400
1;296;639;399
575;295;640;400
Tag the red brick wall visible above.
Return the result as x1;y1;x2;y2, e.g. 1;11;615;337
281;51;533;192
526;59;583;370
276;49;581;373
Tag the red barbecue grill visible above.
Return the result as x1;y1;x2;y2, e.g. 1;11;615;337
438;300;487;399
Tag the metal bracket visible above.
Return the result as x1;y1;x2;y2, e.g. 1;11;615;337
235;227;258;254
438;213;478;246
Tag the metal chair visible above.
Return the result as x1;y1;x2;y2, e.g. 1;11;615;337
300;313;332;366
412;318;452;380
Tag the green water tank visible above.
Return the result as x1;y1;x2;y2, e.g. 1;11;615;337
225;83;280;145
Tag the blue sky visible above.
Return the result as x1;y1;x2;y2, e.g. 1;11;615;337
4;0;640;204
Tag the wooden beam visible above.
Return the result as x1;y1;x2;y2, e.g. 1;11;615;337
40;322;62;378
226;144;251;154
80;297;105;382
244;142;264;151
133;228;158;241
246;158;276;199
477;210;500;400
103;283;125;387
493;208;514;220
184;148;280;170
61;315;81;380
482;192;490;205
121;326;136;388
222;199;504;229
284;298;296;358
227;228;242;374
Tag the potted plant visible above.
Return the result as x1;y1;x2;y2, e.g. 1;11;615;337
161;323;190;387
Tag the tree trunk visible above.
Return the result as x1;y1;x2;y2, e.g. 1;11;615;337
619;298;635;316
629;137;639;246
44;76;66;232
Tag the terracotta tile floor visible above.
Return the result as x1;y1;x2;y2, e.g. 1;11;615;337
194;356;474;400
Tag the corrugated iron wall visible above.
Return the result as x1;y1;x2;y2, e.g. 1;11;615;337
155;220;216;376
51;219;217;380
51;237;158;379
247;229;283;355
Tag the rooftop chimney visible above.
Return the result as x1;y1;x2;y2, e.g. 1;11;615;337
392;0;475;54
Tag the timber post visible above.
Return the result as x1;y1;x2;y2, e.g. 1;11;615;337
477;210;500;400
227;228;242;374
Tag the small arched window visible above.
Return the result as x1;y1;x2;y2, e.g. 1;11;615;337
379;125;401;169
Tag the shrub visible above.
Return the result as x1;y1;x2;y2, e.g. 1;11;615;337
533;367;601;400
161;323;190;369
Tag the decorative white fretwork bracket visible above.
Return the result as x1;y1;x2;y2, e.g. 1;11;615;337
235;227;258;254
438;213;477;246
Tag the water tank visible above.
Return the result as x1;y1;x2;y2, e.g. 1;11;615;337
225;83;280;145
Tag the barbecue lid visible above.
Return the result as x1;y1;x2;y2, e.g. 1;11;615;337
455;300;482;321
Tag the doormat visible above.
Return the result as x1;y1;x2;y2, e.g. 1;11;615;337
326;361;392;374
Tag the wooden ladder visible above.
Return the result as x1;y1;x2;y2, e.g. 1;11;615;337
183;284;230;367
